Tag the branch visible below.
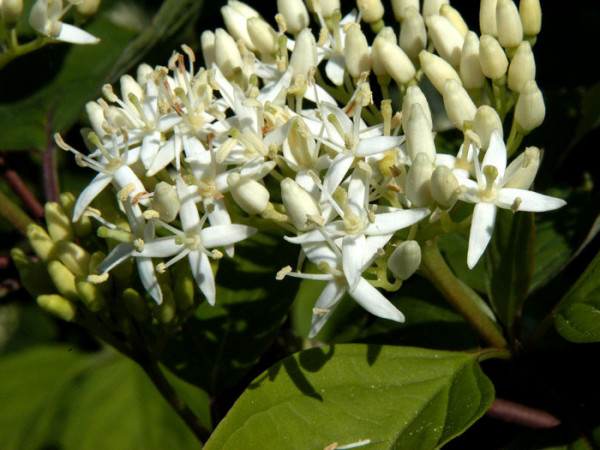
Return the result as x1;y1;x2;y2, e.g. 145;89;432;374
487;398;561;429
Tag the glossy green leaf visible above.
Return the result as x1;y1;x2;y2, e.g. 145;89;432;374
206;344;494;449
485;209;535;332
554;250;600;343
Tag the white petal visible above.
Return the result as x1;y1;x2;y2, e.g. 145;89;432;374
182;133;205;159
355;136;404;157
467;202;497;269
141;131;161;168
343;234;366;292
146;137;176;176
302;241;340;268
137;257;162;304
189;251;216;306
350;278;405;322
96;243;133;273
361;234;394;269
325;56;346;86
323;154;354;195
201;224;256;248
365;208;430;235
56;22;100;45
481;130;507;178
137;237;182;258
308;280;347;338
497;188;567;212
73;172;112;221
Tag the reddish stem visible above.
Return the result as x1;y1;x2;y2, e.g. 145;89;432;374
0;156;44;219
487;398;561;429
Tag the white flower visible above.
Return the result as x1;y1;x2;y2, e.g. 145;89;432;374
458;131;566;268
29;0;100;44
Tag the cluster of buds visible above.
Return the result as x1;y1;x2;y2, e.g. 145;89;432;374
18;0;565;339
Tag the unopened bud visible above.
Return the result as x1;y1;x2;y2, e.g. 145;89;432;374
426;14;464;68
479;35;508;80
1;0;23;27
474;105;503;150
391;0;419;22
430;166;459;208
37;295;76;322
405;104;436;163
443;79;477;131
388;240;421;280
247;17;279;59
344;24;371;78
460;32;485;90
174;264;195;311
60;192;92;236
306;0;340;18
370;28;396;76
120;75;144;110
47;260;79;301
359;0;384;24
152;182;180;222
228;173;270;215
440;4;468;37
123;288;150;322
480;0;497;36
519;0;541;37
221;2;259;51
277;0;309;34
75;0;100;18
45;202;74;242
26;224;56;262
289;28;317;78
55;241;91;277
507;41;536;92
515;80;545;133
418;50;461;94
155;284;176;324
11;247;53;298
76;279;106;312
496;0;523;48
214;28;242;77
201;30;216;68
281;178;321;231
504;146;540;190
406;152;434;207
402;86;433;130
374;39;416;85
398;6;427;61
422;0;448;17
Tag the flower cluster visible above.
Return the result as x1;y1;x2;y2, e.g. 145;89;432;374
35;0;564;337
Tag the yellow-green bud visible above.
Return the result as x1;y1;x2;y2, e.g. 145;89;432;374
76;279;107;312
474;105;503;150
460;32;485;90
123;288;150;322
359;0;385;24
344;23;371;78
45;202;74;242
47;260;79;301
496;0;523;48
227;173;270;215
1;0;23;27
515;80;545;133
430;166;459;208
37;295;76;322
75;0;101;18
479;35;508;80
418;50;461;94
507;41;536;92
443;79;477;131
388;240;422;280
55;241;91;277
155;285;176;324
391;0;419;22
152;182;180;222
398;6;427;62
26;224;57;262
59;192;91;237
519;0;542;37
504;146;540;190
174;264;195;311
406;152;434;207
426;14;464;68
479;0;497;36
11;247;53;297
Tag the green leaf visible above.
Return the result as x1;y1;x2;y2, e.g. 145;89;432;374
206;344;495;449
554;250;600;343
485;209;535;332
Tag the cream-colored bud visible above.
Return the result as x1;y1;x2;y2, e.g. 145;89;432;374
405;103;436;164
507;41;535;92
228;173;270;215
479;35;508;80
214;28;242;77
26;224;56;262
391;0;419;22
480;0;497;36
289;28;317;78
399;6;427;61
440;4;468;37
281;178;321;231
496;0;523;48
201;30;216;68
75;0;100;18
515;80;545;133
388;240;421;280
359;0;384;24
152;182;180;222
402;86;433;130
422;0;448;17
474;105;503;150
136;63;154;87
1;0;23;27
443;79;477;131
76;279;106;312
306;0;340;18
37;295;76;322
406;153;434;207
85;101;106;138
430;166;459;208
120;74;144;110
418;50;461;94
370;28;397;76
45;202;74;242
344;24;371;78
519;0;541;37
504;146;540;189
47;260;78;301
374;38;416;85
221;1;259;51
55;241;91;277
247;17;278;58
277;0;309;34
460;32;485;90
426;14;464;68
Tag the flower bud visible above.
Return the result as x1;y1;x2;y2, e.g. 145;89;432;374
519;0;541;37
388;240;421;280
174;264;195;311
281;178;321;231
443;79;477;131
214;28;242;77
123;288;150;322
422;0;448;17
247;17;279;59
479;0;497;36
61;192;92;237
47;260;78;301
306;0;340;18
11;247;53;298
85;101;107;139
496;0;523;48
37;295;76;322
459;32;485;90
418;50;461;94
75;0;100;18
474;105;503;150
404;104;436;163
430;166;459;208
155;285;176;324
374;38;416;85
504;146;540;190
391;0;419;22
358;0;384;24
45;202;74;242
406;152;434;207
228;173;270;215
152;182;180;222
344;23;371;78
515;80;545;133
370;28;397;76
55;241;91;277
507;41;536;92
26;224;56;262
201;30;216;68
289;28;317;78
402;86;433;130
120;74;144;111
1;0;23;28
277;0;309;34
426;14;464;68
440;4;468;37
137;63;154;87
398;6;427;61
76;279;107;312
479;35;508;80
221;1;259;51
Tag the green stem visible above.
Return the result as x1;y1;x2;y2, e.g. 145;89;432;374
0;36;48;70
0;189;34;235
420;239;509;349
